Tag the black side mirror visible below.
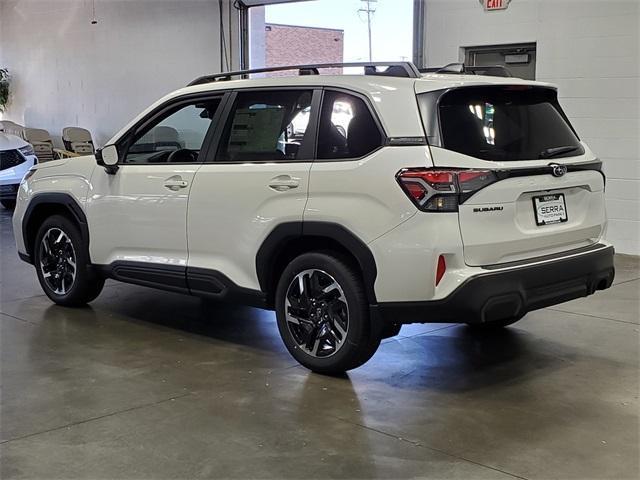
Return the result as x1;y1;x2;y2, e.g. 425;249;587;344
96;145;119;174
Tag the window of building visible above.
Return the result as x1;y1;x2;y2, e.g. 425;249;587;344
247;0;415;72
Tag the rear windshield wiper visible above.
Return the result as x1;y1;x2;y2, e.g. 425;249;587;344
539;146;580;159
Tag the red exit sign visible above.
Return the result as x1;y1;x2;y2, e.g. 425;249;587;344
483;0;511;11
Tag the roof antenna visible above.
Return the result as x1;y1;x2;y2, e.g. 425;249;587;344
91;0;98;25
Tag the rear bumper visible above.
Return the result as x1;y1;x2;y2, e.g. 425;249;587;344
371;244;615;325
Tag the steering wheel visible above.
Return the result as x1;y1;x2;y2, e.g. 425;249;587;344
167;149;198;163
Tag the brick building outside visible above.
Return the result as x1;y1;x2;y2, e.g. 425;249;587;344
264;23;344;74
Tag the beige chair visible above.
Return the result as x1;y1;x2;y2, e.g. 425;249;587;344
153;126;183;150
62;127;95;155
23;128;55;162
0;120;25;138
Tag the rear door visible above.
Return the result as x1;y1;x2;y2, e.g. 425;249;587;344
186;88;319;291
419;85;606;266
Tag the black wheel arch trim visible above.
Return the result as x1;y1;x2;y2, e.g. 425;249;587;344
18;251;32;264
22;192;90;261
256;221;378;305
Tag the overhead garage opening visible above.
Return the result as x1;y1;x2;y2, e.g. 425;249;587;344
240;0;417;72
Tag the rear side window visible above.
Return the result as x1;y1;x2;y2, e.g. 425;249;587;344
424;87;584;161
216;89;313;162
317;91;383;160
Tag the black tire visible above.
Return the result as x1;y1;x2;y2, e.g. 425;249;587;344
1;199;16;210
275;251;381;375
33;214;104;306
466;315;524;331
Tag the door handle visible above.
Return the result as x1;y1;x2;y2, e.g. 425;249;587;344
164;176;189;191
268;175;300;192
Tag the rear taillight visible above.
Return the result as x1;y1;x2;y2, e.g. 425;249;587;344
396;168;497;212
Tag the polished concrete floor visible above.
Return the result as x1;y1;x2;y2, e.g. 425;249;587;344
1;207;638;479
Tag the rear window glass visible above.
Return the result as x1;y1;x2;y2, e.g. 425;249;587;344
429;87;584;161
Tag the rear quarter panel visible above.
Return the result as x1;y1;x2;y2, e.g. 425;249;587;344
305;146;430;244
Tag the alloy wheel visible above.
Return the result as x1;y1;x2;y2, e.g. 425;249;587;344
39;227;77;295
284;269;349;358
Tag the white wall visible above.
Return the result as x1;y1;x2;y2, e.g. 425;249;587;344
0;0;240;146
424;0;640;255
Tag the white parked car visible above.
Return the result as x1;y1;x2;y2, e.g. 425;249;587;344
12;62;615;373
0;132;37;210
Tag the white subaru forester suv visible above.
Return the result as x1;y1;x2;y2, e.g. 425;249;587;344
12;62;615;374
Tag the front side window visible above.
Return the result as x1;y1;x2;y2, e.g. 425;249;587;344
317;91;383;160
431;86;584;161
124;98;222;164
216;90;313;162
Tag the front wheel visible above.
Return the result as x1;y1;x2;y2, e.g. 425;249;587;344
33;215;105;306
275;252;380;374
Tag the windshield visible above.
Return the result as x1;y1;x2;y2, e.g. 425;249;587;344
421;86;585;161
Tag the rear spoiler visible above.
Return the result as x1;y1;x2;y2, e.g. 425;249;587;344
420;63;513;78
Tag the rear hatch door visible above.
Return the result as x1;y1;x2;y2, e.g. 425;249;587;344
419;85;606;266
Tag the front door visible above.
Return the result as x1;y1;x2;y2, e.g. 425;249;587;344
87;96;224;278
187;88;318;292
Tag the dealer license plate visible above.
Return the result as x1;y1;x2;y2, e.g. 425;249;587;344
533;193;568;226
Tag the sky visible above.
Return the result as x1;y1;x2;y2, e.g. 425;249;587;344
263;0;414;63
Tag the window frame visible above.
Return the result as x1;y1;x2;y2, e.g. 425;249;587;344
115;92;231;166
114;85;391;166
238;1;426;70
205;86;322;164
313;87;387;162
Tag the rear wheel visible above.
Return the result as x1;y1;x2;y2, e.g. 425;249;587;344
275;252;380;374
1;200;16;210
34;215;104;306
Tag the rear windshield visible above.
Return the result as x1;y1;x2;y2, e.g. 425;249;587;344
422;86;584;161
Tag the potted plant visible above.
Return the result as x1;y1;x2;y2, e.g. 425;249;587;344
0;68;10;113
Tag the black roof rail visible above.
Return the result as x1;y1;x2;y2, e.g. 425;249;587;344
437;62;466;74
188;61;422;86
419;63;464;74
419;63;514;78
